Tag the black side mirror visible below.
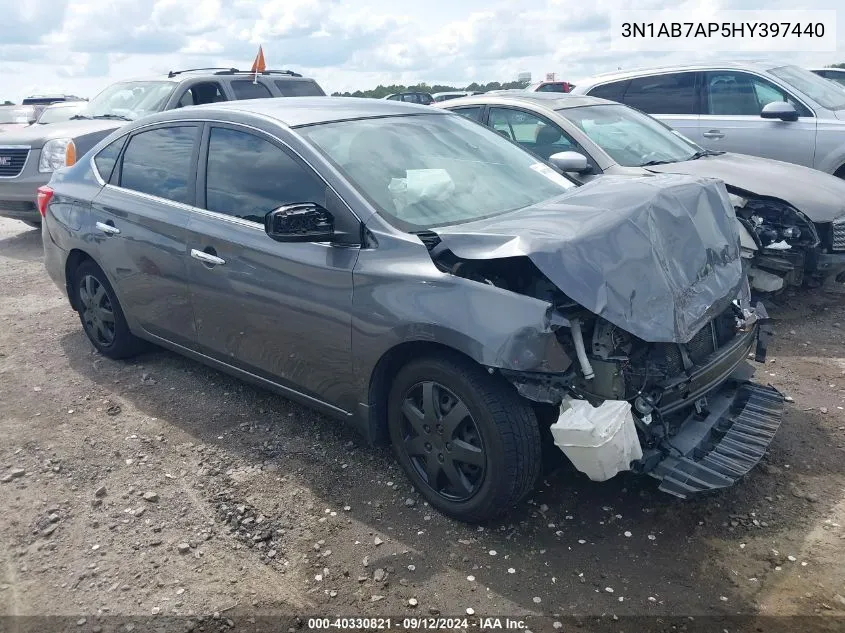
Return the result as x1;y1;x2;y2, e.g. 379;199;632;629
760;101;798;122
265;203;334;243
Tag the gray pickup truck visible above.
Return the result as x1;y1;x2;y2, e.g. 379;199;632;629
0;68;324;227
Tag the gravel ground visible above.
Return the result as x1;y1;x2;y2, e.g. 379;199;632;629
1;217;844;633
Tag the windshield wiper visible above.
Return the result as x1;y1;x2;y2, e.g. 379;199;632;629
640;159;676;166
92;114;132;121
70;114;92;120
688;149;724;160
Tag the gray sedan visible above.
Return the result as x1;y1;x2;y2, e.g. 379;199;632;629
41;97;782;520
438;92;845;292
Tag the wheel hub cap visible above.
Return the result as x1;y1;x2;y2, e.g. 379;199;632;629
399;381;486;502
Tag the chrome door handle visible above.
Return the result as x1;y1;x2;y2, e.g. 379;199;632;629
702;130;725;139
95;221;120;235
191;249;226;266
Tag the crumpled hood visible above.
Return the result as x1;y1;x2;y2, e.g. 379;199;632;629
0;119;123;148
431;174;743;344
645;153;845;223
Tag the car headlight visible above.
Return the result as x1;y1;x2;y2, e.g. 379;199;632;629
39;138;76;173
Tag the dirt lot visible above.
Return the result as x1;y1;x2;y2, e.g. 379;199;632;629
1;217;844;633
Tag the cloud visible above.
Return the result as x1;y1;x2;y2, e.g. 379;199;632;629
2;0;844;103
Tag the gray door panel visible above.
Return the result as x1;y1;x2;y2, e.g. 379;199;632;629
185;215;358;410
90;186;196;345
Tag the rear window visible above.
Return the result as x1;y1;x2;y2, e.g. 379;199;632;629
231;81;273;100
274;79;325;97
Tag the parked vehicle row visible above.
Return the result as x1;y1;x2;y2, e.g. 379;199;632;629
437;91;845;292
39;96;784;522
0;68;325;226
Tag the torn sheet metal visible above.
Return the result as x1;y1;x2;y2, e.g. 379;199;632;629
431;174;743;343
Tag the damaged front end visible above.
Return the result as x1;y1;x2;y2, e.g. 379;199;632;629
428;174;785;498
504;284;782;498
730;187;845;292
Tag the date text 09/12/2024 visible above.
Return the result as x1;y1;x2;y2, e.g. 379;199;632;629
307;617;529;629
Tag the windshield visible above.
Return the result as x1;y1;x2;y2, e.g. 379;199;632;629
769;65;845;111
561;104;704;167
81;81;175;120
298;113;575;230
37;103;86;124
0;106;35;124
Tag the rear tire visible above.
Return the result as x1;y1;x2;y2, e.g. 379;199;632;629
73;260;145;359
387;355;541;522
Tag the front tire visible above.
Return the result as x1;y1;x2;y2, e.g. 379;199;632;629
387;355;542;522
73;260;145;359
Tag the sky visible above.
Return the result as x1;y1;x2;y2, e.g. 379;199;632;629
1;0;843;102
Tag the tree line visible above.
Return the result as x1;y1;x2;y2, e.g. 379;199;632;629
331;80;530;98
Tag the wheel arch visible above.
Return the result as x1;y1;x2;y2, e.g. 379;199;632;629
365;340;487;446
64;249;96;311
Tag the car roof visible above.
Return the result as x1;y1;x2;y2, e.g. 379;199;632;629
578;60;790;85
438;92;612;110
149;96;445;127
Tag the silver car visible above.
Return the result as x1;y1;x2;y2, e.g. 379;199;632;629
572;62;845;178
437;92;845;292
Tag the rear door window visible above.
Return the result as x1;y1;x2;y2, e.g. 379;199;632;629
230;80;273;100
177;82;227;107
274;79;325;96
204;127;326;224
622;72;697;114
119;126;199;204
587;80;629;103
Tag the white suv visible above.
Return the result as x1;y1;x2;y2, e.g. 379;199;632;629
572;62;845;178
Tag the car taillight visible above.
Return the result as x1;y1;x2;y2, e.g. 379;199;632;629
36;185;54;218
64;140;77;167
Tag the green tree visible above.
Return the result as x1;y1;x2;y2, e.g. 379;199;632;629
332;77;530;98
